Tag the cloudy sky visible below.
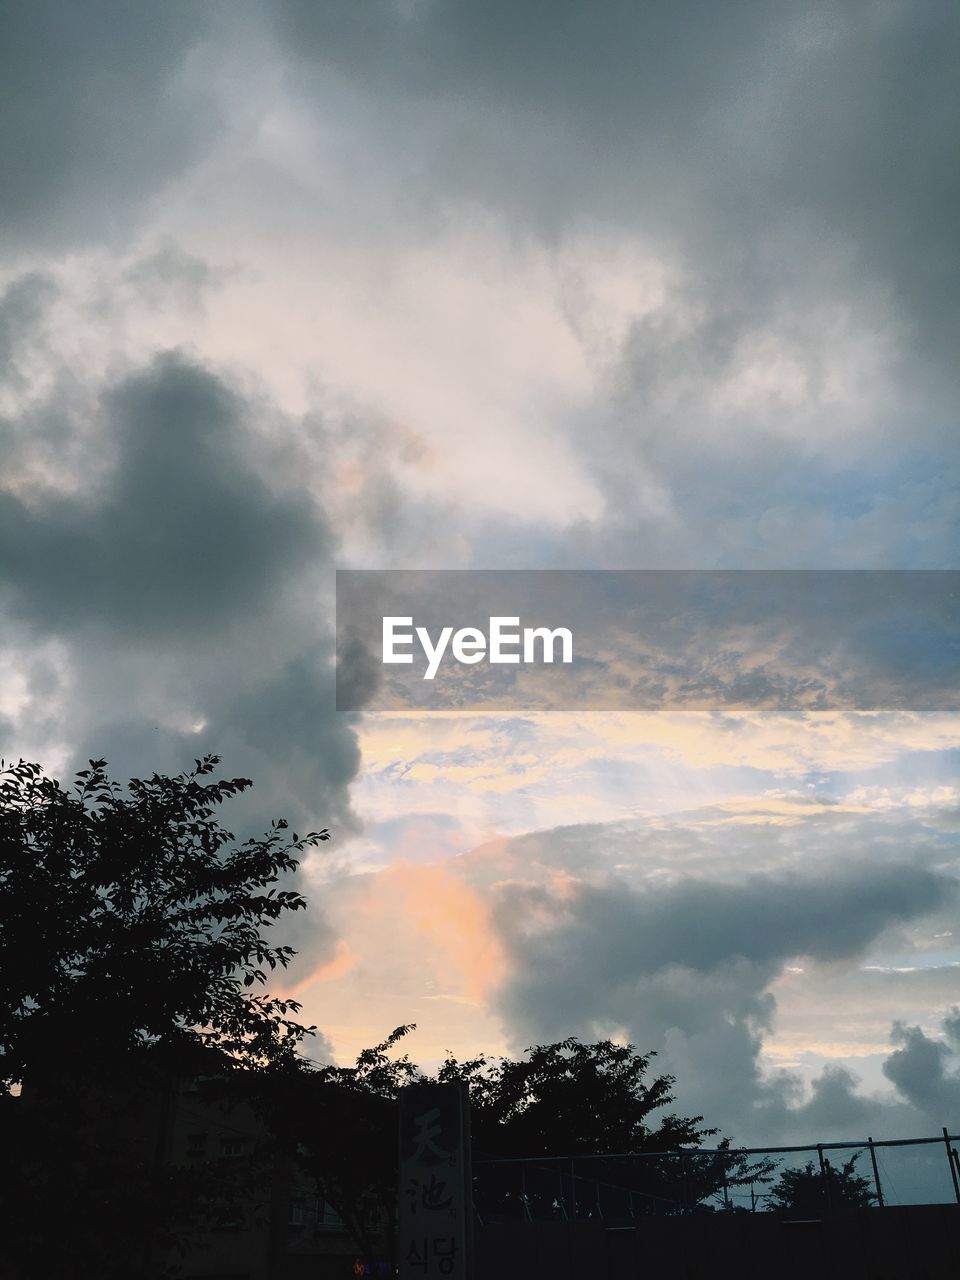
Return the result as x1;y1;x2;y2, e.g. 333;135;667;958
2;1;959;1161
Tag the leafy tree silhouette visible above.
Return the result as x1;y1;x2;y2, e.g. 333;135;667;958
768;1154;876;1216
258;1029;775;1269
0;754;327;1279
437;1037;774;1217
438;1037;711;1158
251;1025;420;1271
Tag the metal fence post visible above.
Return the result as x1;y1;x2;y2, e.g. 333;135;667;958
867;1137;885;1208
521;1160;531;1221
817;1144;834;1213
943;1128;960;1204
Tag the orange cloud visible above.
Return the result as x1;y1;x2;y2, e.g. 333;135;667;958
385;862;508;1001
280;939;357;998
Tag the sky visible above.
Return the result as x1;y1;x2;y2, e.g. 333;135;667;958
1;0;958;1160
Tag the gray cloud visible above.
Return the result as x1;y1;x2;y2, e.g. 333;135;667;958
473;803;959;1142
493;862;953;1036
268;0;959;569
0;272;57;385
115;240;231;313
0;2;228;251
7;2;952;567
0;341;369;981
883;1016;960;1118
0;352;327;636
270;0;959;374
759;1011;960;1184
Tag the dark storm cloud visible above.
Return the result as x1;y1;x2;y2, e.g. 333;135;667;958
269;0;960;569
272;0;960;375
883;1016;960;1117
335;630;384;715
494;863;953;1033
770;1010;960;1157
209;645;364;839
30;618;365;980
489;803;960;912
58;636;360;832
0;353;328;635
487;858;955;1140
0;342;367;987
0;1;227;251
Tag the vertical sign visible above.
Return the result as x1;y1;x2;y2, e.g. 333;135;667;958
398;1082;472;1279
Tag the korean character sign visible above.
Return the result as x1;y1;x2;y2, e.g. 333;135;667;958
399;1082;473;1279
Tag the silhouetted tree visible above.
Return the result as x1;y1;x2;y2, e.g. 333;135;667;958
768;1154;876;1215
438;1037;709;1156
272;1032;771;1242
251;1025;420;1271
438;1038;774;1216
259;1032;756;1265
0;754;327;1279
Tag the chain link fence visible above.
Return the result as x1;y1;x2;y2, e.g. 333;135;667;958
472;1130;960;1223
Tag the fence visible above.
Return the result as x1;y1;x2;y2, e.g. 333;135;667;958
472;1129;960;1223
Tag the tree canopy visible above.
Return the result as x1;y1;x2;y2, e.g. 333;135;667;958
0;754;327;1279
767;1155;876;1216
266;1029;773;1266
0;754;325;1087
251;1025;421;1269
437;1036;714;1157
435;1037;772;1218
